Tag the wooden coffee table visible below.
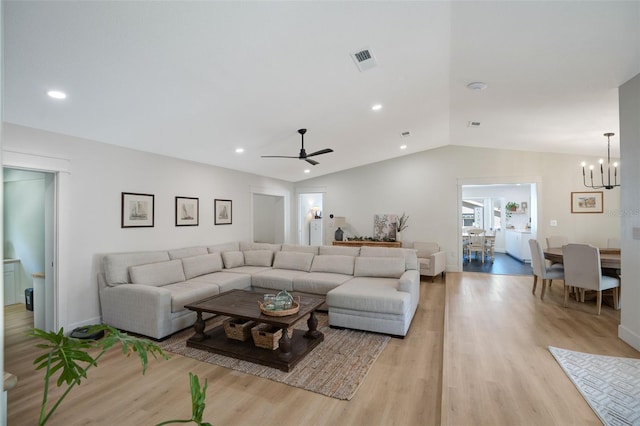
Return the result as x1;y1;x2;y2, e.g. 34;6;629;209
184;289;325;372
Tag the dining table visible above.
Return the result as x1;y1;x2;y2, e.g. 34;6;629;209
543;247;621;270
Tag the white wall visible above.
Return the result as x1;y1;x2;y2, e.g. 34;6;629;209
619;73;640;350
298;145;620;271
2;123;294;330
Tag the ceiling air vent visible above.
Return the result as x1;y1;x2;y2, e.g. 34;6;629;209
468;121;481;128
350;47;377;72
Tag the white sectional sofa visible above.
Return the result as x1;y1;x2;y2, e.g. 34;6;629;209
98;242;420;339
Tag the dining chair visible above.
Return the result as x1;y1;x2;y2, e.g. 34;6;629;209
546;235;568;249
546;235;569;268
467;228;486;263
562;243;620;315
528;239;564;300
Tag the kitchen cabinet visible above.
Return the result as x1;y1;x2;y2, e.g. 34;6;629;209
505;230;532;263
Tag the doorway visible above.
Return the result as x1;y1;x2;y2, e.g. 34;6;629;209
3;167;56;330
297;193;324;246
252;193;285;244
459;179;540;273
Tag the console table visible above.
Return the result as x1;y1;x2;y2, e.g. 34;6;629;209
333;240;401;248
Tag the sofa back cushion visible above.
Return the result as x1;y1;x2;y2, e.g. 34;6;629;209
354;256;406;278
168;246;208;260
281;244;319;254
273;251;314;272
243;249;273;267
319;245;361;256
104;251;170;285
359;246;418;270
222;251;245;269
129;259;186;286
413;242;439;258
311;255;355;275
181;253;223;279
239;242;281;253
207;241;240;253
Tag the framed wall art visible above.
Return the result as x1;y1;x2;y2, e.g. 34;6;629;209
175;196;199;226
215;199;232;225
121;192;154;228
571;191;603;214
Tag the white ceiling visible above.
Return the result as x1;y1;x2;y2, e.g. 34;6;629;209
4;1;639;182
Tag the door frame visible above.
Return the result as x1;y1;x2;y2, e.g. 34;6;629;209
3;149;69;330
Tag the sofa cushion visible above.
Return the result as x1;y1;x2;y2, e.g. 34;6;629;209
327;277;410;315
319;245;361;256
251;269;304;291
418;257;432;269
104;251;171;285
222;251;245;269
311;255;355;275
273;251;314;272
413;242;439;259
359;246;418;270
168;246;208;260
354;256;405;278
129;259;186;286
187;271;252;293
293;272;353;295
239;242;281;253
181;253;223;280
162;281;220;312
281;244;319;254
243;249;273;267
207;241;240;253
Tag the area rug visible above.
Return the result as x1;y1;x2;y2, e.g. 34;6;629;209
159;314;389;400
549;346;640;426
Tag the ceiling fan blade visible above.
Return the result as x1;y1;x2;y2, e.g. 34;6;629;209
261;155;299;159
305;158;319;166
306;148;334;157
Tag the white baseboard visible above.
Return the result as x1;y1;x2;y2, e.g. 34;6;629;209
618;324;640;351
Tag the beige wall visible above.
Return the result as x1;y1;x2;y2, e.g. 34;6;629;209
298;144;621;272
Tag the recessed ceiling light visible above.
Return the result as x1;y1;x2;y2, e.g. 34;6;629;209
47;90;67;99
235;148;244;154
400;145;407;150
304;169;311;174
467;82;487;91
371;104;383;111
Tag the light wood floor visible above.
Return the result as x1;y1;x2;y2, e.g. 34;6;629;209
4;273;638;425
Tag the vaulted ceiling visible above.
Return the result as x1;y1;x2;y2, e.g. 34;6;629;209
4;1;640;182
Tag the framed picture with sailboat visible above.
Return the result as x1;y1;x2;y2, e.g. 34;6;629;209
176;196;199;226
121;192;155;228
214;199;232;225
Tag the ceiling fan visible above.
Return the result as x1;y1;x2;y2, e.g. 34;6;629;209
261;129;333;166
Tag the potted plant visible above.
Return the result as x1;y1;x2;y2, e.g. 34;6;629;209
505;202;519;212
30;325;212;425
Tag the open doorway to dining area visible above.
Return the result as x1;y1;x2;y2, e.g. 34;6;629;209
461;181;539;275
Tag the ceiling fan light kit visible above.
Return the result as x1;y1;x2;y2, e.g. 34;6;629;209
261;129;334;166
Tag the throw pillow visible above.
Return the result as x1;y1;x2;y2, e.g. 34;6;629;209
129;259;186;286
221;251;245;269
181;253;223;279
243;249;273;267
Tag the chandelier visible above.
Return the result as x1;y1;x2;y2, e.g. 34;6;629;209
581;132;620;190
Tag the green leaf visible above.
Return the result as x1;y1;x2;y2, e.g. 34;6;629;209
29;328;97;387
